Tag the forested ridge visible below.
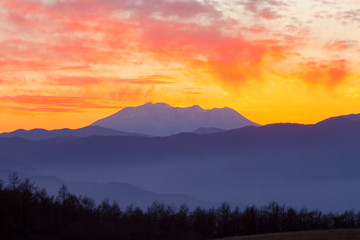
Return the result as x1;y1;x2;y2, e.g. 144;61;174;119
1;173;359;240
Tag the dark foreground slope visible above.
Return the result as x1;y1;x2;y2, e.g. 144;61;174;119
1;114;360;211
216;229;360;240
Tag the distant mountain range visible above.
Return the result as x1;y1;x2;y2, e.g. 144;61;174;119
0;103;258;139
0;126;146;141
1;113;360;211
192;127;226;134
90;102;259;136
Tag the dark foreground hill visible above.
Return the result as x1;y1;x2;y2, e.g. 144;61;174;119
216;229;360;240
1;114;360;211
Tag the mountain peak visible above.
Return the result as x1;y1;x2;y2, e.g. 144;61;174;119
141;102;172;108
187;105;203;111
91;102;259;136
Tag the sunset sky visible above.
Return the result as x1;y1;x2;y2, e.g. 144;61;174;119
1;0;360;132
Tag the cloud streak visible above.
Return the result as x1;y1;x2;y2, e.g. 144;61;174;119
52;76;176;86
0;95;119;112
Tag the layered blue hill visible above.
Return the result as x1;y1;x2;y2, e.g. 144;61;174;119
0;126;145;140
0;113;359;211
0;169;211;209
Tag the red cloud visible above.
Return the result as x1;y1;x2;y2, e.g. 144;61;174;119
0;0;345;95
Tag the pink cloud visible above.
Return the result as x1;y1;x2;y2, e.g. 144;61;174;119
241;0;287;20
325;40;358;51
53;0;220;18
121;0;220;18
338;9;360;25
258;8;282;20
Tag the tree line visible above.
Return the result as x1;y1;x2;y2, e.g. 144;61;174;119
0;173;359;240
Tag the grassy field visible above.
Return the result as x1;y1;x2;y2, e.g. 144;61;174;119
216;229;360;240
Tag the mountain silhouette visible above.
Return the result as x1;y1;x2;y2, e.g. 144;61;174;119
0;126;146;140
90;102;259;136
316;113;360;127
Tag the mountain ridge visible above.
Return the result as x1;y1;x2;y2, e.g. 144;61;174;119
91;102;259;136
2;112;360;140
0;126;147;140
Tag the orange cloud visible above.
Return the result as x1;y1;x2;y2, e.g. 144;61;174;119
124;79;175;85
301;59;349;88
0;95;119;112
137;17;299;90
52;76;109;86
52;76;175;86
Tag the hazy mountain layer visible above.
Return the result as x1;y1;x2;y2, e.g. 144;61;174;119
0;126;145;140
0;169;211;209
0;114;359;211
